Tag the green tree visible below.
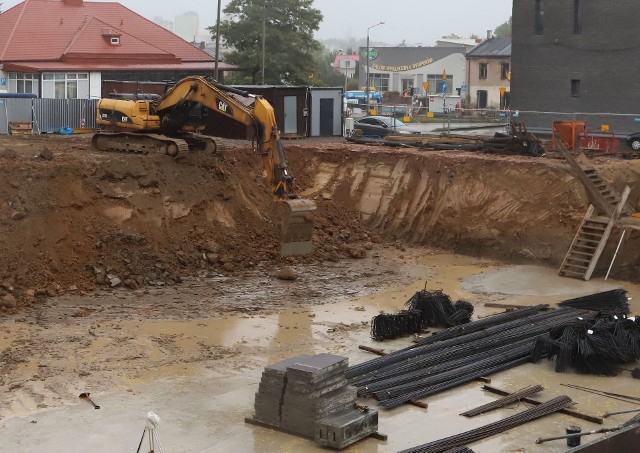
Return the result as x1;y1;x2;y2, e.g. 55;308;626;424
309;48;345;88
494;16;512;38
211;0;322;85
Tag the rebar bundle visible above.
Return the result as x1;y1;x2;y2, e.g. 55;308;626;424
460;385;544;417
413;304;548;346
348;308;586;380
405;290;474;328
348;309;589;409
370;310;423;340
442;448;475;453
398;396;574;453
531;315;640;376
356;339;533;396
558;289;629;315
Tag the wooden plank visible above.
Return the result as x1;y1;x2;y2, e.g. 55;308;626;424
482;385;603;424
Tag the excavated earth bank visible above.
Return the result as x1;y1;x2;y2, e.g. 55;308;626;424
0;134;639;313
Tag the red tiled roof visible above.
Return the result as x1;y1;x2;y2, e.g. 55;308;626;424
3;61;237;72
0;0;232;70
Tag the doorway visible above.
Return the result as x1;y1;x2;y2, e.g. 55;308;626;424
476;90;488;109
283;96;297;134
319;98;334;136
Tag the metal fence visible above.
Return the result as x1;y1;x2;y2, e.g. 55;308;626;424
0;98;98;134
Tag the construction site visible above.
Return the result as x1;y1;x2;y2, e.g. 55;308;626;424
0;122;639;452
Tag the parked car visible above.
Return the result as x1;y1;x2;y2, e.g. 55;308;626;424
353;116;422;138
626;132;640;151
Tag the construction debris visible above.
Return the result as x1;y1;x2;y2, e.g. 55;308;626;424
248;353;380;450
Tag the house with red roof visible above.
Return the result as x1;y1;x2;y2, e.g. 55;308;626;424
0;0;236;98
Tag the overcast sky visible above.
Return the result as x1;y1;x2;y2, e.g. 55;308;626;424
2;0;513;44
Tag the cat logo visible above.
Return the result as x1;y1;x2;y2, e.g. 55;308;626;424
215;97;233;116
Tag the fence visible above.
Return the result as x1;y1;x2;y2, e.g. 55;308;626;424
0;98;99;134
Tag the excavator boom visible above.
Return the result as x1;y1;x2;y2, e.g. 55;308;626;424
94;76;315;256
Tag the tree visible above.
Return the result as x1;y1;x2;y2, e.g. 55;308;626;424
211;0;322;85
494;16;512;38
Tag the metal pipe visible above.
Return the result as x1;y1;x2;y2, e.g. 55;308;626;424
603;408;640;418
605;229;626;281
536;427;620;445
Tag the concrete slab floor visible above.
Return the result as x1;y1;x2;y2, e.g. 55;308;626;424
1;246;638;453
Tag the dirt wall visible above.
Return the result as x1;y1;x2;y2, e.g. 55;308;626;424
0;135;639;312
285;144;640;278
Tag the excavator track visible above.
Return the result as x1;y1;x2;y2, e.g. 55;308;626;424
92;132;189;157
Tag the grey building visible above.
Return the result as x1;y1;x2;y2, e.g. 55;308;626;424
511;1;640;134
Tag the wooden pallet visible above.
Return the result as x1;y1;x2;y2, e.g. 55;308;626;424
9;121;33;136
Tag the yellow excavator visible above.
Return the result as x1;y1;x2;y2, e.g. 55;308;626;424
93;76;315;256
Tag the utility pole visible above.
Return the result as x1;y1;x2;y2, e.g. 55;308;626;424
365;22;384;114
261;0;266;84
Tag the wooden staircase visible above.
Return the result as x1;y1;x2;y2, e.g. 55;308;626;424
558;186;631;280
556;138;634;216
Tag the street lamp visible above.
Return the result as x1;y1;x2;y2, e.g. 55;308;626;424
214;0;222;80
366;21;384;114
338;49;348;93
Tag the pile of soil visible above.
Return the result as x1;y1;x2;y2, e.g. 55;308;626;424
0;135;377;313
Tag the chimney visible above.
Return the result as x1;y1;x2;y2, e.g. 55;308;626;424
63;0;84;6
486;30;493;40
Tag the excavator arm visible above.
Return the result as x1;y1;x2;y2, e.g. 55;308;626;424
156;76;297;200
94;76;315;256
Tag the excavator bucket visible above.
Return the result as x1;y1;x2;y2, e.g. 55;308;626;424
278;199;316;256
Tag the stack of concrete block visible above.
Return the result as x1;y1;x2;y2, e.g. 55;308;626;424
252;353;378;450
254;354;311;426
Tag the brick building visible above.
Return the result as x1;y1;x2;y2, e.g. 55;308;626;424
511;1;640;134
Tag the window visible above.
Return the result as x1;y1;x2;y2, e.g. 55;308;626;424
535;0;544;34
42;72;89;99
8;73;39;95
571;79;581;97
110;37;120;45
424;74;453;94
479;63;488;79
500;63;510;80
368;73;389;93
574;0;583;34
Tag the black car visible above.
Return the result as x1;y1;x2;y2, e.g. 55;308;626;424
626;132;640;151
353;116;422;138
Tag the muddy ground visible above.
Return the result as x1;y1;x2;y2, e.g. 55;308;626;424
1;134;640;452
